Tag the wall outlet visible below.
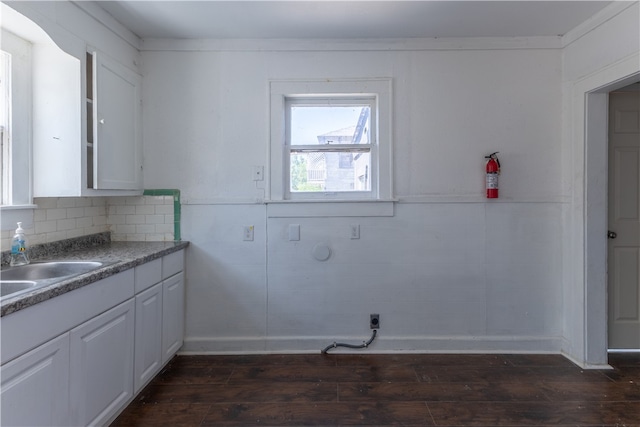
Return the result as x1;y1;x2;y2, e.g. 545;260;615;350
370;313;380;329
243;225;254;241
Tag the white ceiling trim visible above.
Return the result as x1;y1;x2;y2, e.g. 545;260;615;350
562;1;638;48
140;36;563;52
71;0;141;49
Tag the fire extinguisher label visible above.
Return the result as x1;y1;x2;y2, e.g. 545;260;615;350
486;173;499;189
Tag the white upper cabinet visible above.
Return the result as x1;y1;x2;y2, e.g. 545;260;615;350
33;47;143;197
90;50;143;191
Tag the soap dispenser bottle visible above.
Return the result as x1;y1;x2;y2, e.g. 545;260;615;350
10;222;30;267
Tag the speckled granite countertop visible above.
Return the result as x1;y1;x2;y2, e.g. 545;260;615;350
1;240;189;317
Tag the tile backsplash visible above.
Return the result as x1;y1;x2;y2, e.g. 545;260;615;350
108;196;175;242
1;196;175;251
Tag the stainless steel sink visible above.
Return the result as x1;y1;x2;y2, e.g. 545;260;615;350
0;280;37;297
1;261;104;281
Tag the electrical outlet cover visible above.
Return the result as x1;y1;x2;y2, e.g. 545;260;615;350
370;313;380;329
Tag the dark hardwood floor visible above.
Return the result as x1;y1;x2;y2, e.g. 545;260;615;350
112;352;639;426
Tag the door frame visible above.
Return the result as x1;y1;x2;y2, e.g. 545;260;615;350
581;58;639;366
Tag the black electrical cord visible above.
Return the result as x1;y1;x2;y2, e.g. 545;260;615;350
321;329;377;354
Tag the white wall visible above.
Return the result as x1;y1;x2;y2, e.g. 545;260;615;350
143;48;562;202
142;44;566;353
181;202;562;353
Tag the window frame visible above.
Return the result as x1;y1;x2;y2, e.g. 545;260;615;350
285;96;377;200
1;50;10;204
1;29;33;210
269;78;393;203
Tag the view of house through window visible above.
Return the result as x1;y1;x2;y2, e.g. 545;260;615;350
287;99;374;195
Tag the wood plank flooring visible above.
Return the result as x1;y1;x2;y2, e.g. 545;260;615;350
112;353;639;426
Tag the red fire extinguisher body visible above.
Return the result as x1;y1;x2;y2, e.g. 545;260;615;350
485;152;500;199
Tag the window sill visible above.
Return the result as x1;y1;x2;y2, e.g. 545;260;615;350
265;199;395;218
1;204;37;230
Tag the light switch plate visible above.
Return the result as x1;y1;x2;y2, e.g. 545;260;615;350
243;225;254;241
289;224;300;241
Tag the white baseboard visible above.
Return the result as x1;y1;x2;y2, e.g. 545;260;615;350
180;334;564;355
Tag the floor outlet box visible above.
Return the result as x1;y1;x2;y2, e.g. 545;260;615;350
370;313;380;329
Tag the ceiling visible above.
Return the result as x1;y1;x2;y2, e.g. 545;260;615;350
95;1;615;40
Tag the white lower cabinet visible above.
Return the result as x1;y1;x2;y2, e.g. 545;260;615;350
162;272;185;364
0;249;185;426
133;271;186;392
134;283;163;393
70;299;135;427
0;334;70;427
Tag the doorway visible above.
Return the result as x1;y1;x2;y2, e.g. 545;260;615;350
581;65;639;367
607;83;640;350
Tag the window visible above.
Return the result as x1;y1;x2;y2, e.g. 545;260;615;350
287;97;374;198
1;29;32;208
270;79;392;203
1;50;10;204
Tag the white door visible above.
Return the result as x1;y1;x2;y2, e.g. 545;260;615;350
608;88;640;349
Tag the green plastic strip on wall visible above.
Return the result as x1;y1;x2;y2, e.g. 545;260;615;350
143;189;181;241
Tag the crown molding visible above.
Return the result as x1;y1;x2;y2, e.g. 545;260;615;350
141;36;562;52
562;1;638;48
70;0;140;50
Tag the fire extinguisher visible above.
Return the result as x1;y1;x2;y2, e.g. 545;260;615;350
485;152;500;199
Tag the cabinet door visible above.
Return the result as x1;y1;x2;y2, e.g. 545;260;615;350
70;299;135;427
134;282;163;393
0;334;70;427
162;272;185;364
93;51;142;190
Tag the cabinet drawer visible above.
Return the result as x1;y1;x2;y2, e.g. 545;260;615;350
162;250;184;279
135;258;162;293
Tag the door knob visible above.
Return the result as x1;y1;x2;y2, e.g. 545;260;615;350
608;230;617;239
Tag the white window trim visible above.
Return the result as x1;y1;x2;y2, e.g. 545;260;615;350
269;78;393;205
1;52;10;202
1;29;34;216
